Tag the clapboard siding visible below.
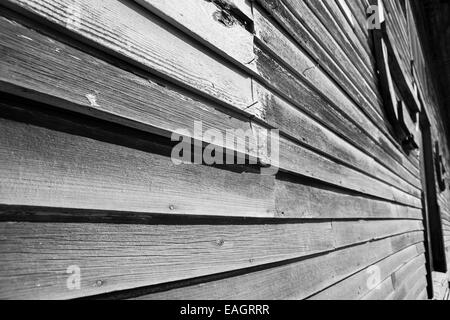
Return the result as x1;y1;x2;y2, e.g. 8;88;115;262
132;232;423;300
133;0;254;69
252;6;420;184
309;244;425;300
0;220;424;299
303;0;380;102
0;222;417;298
0;220;331;299
0;0;446;300
253;0;420;174
328;0;374;64
281;0;383;120
0;14;422;208
0;104;422;221
1;0;254;110
334;0;374;60
366;265;427;300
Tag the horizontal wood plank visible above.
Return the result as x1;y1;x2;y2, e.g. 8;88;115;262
0;15;422;208
310;243;425;299
383;255;427;299
403;268;428;300
0;109;422;221
253;81;421;195
252;6;420;183
2;0;254;110
256;0;387;138
254;0;420;172
134;231;424;299
133;0;255;68
0;114;277;218
0;221;333;299
0;222;423;299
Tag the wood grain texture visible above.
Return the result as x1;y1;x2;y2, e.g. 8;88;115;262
285;0;381;101
253;80;420;196
403;268;428;300
417;288;428;300
252;5;420;182
252;50;421;201
0;221;422;299
0;115;276;218
343;0;370;38
0;108;422;221
334;0;373;59
254;0;420;172
134;231;424;299
383;21;421;114
0;14;262;162
133;0;255;68
2;0;254;110
332;220;423;248
273;177;422;220
303;0;381;108
0;14;422;208
276;137;421;207
0;0;445;303
310;244;425;300
256;0;388;140
0;221;333;299
383;255;427;300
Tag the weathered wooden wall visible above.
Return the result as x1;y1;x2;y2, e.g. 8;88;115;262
0;0;447;300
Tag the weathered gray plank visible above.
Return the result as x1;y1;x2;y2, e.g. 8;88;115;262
0;222;422;300
0;14;422;207
332;220;423;248
0;14;263;161
252;6;420;182
385;254;427;299
310;243;425;300
267;0;384;132
0;221;333;299
133;0;255;68
334;0;373;58
403;268;428;300
2;0;254;110
361;274;396;300
0;115;276;218
253;81;421;195
254;0;420;172
303;0;380;104
417;288;428;300
0;110;422;220
273;177;422;220
134;231;424;300
277;137;421;207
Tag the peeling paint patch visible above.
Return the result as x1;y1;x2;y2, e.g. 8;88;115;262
213;9;237;28
85;93;100;107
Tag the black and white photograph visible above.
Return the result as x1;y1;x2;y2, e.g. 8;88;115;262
0;0;449;306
